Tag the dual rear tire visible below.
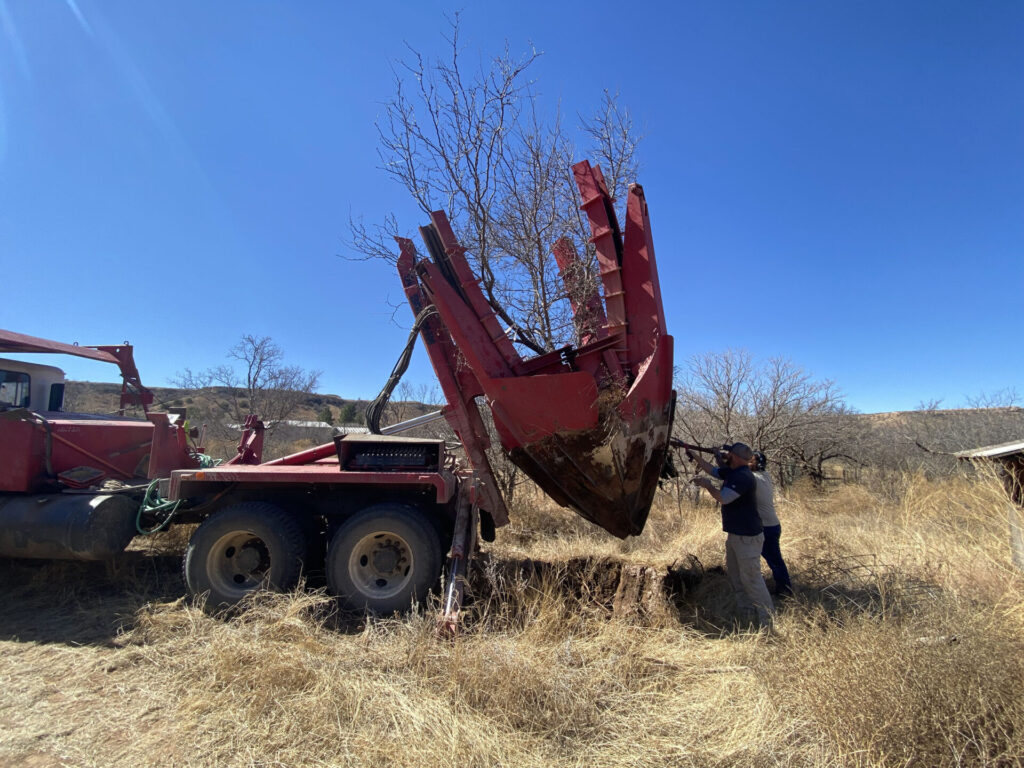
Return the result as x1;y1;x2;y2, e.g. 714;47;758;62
184;501;442;613
327;503;442;613
183;502;305;610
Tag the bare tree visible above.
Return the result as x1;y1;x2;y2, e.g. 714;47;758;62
674;349;854;485
783;404;865;486
580;89;644;205
964;387;1021;409
174;335;321;443
675;349;756;443
347;15;641;353
383;380;445;432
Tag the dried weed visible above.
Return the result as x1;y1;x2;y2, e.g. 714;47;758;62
1;472;1023;767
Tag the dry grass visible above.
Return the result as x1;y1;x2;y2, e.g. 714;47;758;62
2;472;1023;767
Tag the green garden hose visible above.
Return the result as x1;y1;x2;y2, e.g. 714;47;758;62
136;454;219;534
136;479;182;534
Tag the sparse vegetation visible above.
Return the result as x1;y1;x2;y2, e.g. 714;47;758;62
673;349;1024;489
2;470;1021;767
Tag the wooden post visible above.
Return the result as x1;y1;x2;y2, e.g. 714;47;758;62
957;447;1024;573
1008;502;1024;572
999;457;1024;572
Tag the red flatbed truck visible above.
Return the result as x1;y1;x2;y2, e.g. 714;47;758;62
0;162;675;625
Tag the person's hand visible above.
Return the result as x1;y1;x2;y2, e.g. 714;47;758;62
693;476;713;490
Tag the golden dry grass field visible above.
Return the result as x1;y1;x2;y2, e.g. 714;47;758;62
2;472;1022;767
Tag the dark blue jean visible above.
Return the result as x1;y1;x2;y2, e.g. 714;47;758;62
761;524;792;595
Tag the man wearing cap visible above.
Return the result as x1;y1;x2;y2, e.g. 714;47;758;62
690;442;775;628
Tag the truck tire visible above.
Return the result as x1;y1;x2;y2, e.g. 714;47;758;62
184;502;307;610
326;503;442;613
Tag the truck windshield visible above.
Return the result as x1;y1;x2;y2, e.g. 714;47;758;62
0;370;30;409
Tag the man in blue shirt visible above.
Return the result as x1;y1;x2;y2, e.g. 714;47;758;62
692;442;775;628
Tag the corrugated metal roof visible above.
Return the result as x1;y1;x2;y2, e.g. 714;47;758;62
228;421;368;432
278;421;371;433
954;440;1024;460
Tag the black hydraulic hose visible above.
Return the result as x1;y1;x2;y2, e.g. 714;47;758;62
365;305;439;434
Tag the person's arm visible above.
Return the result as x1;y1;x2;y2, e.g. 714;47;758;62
693;475;739;504
689;451;718;476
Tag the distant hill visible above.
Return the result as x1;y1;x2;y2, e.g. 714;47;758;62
857;406;1024;454
63;381;436;428
62;380;443;461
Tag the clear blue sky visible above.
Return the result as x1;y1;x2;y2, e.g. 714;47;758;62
1;1;1021;414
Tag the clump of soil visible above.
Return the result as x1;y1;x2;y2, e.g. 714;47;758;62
468;552;703;623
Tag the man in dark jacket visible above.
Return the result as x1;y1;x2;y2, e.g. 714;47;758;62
692;442;775;628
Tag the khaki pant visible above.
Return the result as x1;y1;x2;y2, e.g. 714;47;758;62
726;532;775;626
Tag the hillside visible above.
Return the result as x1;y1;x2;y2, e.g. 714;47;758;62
857;405;1024;456
862;405;1024;437
63;381;435;427
63;380;441;460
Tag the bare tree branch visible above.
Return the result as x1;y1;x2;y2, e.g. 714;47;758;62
674;349;853;485
173;336;321;446
345;16;643;353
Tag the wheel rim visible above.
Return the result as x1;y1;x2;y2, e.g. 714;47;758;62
347;530;415;601
205;530;272;600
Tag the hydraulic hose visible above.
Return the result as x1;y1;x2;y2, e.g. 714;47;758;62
365;304;439;434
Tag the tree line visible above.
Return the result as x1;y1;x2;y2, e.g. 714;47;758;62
168;328;1023;490
673;348;1023;487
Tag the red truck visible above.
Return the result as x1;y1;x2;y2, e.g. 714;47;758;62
0;162;674;624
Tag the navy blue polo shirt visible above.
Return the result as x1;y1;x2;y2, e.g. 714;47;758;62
717;465;762;536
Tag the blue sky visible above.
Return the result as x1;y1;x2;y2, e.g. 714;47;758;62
1;1;1021;414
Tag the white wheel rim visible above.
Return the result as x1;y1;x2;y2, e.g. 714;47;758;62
347;530;415;601
205;530;270;599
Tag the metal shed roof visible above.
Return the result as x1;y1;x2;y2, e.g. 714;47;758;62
954;440;1024;460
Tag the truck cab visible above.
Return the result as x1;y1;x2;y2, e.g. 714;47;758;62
0;358;65;413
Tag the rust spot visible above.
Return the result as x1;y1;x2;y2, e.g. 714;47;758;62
507;397;673;538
